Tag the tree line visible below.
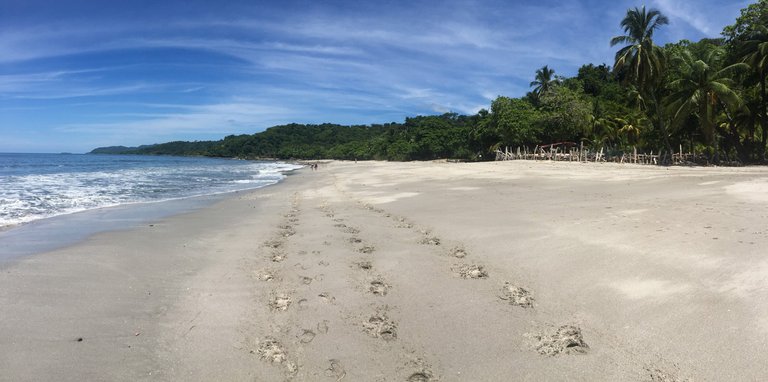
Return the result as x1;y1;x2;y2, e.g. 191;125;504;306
92;2;768;164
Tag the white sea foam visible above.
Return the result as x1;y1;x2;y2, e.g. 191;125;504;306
0;154;302;227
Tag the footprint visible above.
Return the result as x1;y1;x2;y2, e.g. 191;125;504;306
343;226;360;234
363;311;397;341
319;292;335;304
254;337;287;363
358;245;375;254
359;202;384;212
498;282;534;308
269;293;292;311
395;217;414;228
355;260;373;271
299;329;316;344
419;237;440;245
254;269;276;282
450;246;468;258
349;237;363;244
452;264;488;279
317;320;330;334
300;276;313;285
369;279;391;296
264;240;283;249
528;325;588;356
644;364;691;382
325;359;346;381
271;251;287;262
406;357;436;381
407;371;434;382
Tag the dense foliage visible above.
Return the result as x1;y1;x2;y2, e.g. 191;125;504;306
92;1;768;164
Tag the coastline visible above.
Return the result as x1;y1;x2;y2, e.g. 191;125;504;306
1;160;768;381
0;167;302;262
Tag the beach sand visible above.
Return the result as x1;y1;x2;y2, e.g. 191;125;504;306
1;160;768;381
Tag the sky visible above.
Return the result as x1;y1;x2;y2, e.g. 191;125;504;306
0;0;753;153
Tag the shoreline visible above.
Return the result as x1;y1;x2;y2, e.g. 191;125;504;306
0;169;303;262
1;160;767;381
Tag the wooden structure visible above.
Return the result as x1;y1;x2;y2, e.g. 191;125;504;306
495;144;702;165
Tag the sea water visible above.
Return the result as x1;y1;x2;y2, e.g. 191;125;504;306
0;153;302;259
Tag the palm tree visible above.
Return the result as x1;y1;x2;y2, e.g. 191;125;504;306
585;115;619;148
666;46;747;160
617;117;645;147
610;6;673;156
611;6;668;89
529;65;559;97
738;24;768;159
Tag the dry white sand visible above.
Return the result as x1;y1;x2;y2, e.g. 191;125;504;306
1;160;768;381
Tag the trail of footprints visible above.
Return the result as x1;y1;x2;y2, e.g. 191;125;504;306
359;198;694;379
249;193;305;379
353;199;593;360
319;180;690;379
358;200;536;305
249;189;596;381
320;200;440;380
248;193;434;380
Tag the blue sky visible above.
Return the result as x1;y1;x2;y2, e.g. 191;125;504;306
0;0;752;153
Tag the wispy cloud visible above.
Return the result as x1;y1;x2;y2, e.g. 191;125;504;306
4;84;166;100
652;0;751;39
653;0;716;36
55;101;293;135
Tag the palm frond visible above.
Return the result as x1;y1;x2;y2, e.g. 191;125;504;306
610;35;632;47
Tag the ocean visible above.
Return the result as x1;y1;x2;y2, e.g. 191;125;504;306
0;153;301;259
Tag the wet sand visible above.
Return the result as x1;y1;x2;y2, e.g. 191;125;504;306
1;160;767;381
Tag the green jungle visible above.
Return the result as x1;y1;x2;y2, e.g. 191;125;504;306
92;2;768;165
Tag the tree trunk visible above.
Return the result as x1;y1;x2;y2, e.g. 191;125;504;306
705;101;720;164
724;107;747;163
761;74;768;161
652;92;674;164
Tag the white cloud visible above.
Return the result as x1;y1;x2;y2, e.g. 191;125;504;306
54;102;293;135
653;0;716;36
